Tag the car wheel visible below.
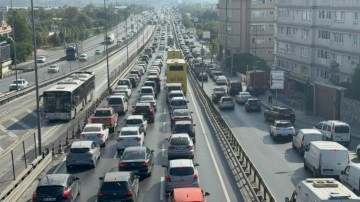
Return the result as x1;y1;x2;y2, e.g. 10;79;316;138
78;184;81;195
291;141;295;149
303;160;308;170
312;167;320;177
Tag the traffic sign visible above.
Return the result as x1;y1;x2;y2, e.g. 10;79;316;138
270;70;284;90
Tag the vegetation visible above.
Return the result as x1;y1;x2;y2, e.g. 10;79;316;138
340;63;360;101
328;61;340;85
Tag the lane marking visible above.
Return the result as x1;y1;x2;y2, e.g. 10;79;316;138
162;122;166;133
113;149;118;159
188;84;231;202
10;117;32;130
0;124;18;139
160;176;165;201
52;157;66;174
162;142;166;157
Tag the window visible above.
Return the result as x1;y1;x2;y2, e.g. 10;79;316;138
251;24;265;31
301;47;309;57
227;10;232;19
302;29;309;39
319;10;325;19
353;34;359;45
252;0;265;4
301;66;308;74
334;11;345;22
269;24;274;28
278;9;289;17
318;49;328;59
286;27;292;36
287;44;295;54
302;10;310;20
278;26;284;34
333;33;344;43
326;11;332;19
355;12;359;22
318;30;330;39
270;11;274;15
252;11;266;18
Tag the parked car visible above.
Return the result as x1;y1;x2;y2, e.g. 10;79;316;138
47;65;59;73
32;174;80;202
118;146;154;177
80;123;109;147
66;140;101;170
116;127;145;153
167;133;194;160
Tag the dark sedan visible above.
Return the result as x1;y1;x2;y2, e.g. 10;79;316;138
245;98;262;112
170;109;193;128
118;146;154;177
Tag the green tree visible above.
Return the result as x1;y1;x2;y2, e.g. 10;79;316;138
48;33;61;47
329;61;340;85
208;39;217;63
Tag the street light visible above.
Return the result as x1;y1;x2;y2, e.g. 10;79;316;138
30;0;42;155
104;0;110;92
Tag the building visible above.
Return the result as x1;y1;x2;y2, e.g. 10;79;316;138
0;11;12;78
217;0;275;65
274;0;360;93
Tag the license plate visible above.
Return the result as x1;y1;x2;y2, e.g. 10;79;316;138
43;198;56;201
176;147;185;150
284;114;290;117
87;136;95;140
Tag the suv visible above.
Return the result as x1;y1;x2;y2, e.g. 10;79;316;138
172;120;196;143
107;95;128;115
32;174;80;202
264;106;296;124
228;80;242;96
9;79;29;91
245;98;261;112
97;171;139;202
314;120;351;146
132;102;155;123
66;140;101;170
167;133;194;160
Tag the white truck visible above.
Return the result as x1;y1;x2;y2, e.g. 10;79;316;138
9;79;29;91
285;178;360;202
269;120;295;140
104;33;115;44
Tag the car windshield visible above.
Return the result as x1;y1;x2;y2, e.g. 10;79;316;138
169;167;194;176
277;123;292;128
120;130;138;136
108;98;123;105
175;124;191;131
13;80;24;84
70;148;90;153
100;182;128;191
135;106;150;112
171;100;187;106
122;150;145;160
83;126;101;132
222;98;232;102
141;88;153;93
170;137;190;145
126;119;143;124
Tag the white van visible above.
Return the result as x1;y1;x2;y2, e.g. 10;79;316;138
340;164;360;194
285;178;360;202
304;141;349;177
314;120;351;146
292;129;323;157
107;95;128;115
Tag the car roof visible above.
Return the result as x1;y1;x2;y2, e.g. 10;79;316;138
221;96;232;99
121;127;139;131
171;97;187;101
169;159;194;168
108;95;125;99
173;187;204;201
172;109;190;113
135;102;151;106
175;120;192;125
141;86;154;89
103;171;131;182
84;123;103;128
127;115;144;120
171;133;190;138
166;83;182;86
123;146;146;152
247;98;259;101
274;120;291;124
71;140;93;148
169;90;184;94
38;174;70;187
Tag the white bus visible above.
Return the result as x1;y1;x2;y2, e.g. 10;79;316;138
42;71;95;121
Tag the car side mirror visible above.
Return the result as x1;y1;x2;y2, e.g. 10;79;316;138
151;150;154;153
285;197;290;202
99;177;104;180
205;192;210;196
162;165;168;168
75;177;80;180
194;163;199;166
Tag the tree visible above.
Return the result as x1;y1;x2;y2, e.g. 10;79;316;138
328;61;340;85
208;39;217;63
48;33;61;47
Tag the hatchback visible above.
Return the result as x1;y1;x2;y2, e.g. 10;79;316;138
139;86;155;98
163;159;200;193
235;92;252;104
172;121;196;143
48;65;59;73
170;109;193;128
125;115;148;134
169;97;189;112
169;188;210;202
97;171;139;202
245;98;261;112
116;127;145;153
66;140;101;170
132;102;155;123
218;96;235;110
32;174;80;202
167;133;194;160
118;146;154;177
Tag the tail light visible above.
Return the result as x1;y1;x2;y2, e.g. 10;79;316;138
119;162;126;167
301;140;304;146
67;153;72;157
187;145;193;149
62;189;71;199
117;138;123;141
80;134;85;138
193;173;198;181
98;192;104;197
171;117;176;121
98;133;105;138
132;109;136;114
188;117;192;120
165;175;171;182
141;162;148;166
126;190;133;196
191;128;195;134
149;109;154;113
278;113;283;116
135;137;141;141
32;191;37;199
87;152;93;157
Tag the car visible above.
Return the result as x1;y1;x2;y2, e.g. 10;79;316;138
269;120;296;140
292;129;323;156
218;96;235;110
37;56;46;63
134;66;145;75
80;123;109;147
9;79;29;91
47;65;59;73
118;78;133;89
245;98;262;112
143;81;157;94
168;188;210;202
167;133;194;160
66;140;101;170
132;102;155;123
125;115;148;134
264;106;296;124
211;87;226;104
78;53;88;61
170;109;193;128
32;174;80;202
97;171;139;202
95;49;102;55
235;92;252;104
197;72;208;81
172;120;196;143
169;97;189;112
118;146;154;177
162;159;200;193
139;86;156;98
165;83;183;95
114;85;132;97
139;95;157;111
116;127;145;153
167;90;185;105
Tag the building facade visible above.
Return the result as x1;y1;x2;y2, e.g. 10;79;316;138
275;0;360;89
217;0;275;64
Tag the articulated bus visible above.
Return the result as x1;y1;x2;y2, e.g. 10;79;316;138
166;59;187;94
42;71;95;121
167;48;181;59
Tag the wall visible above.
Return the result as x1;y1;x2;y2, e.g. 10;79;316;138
341;98;360;124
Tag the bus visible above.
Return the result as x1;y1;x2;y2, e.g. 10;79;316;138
166;59;187;94
167;48;181;59
42;71;95;121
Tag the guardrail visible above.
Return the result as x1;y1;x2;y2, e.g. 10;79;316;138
0;24;157;201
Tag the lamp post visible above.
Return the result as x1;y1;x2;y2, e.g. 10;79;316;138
30;0;42;155
10;0;18;91
104;0;110;92
126;14;129;66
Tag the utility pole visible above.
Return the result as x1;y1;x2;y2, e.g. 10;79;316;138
126;14;129;66
104;0;110;92
10;0;18;91
224;0;228;72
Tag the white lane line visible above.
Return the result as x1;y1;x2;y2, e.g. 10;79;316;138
163;108;166;115
0;123;19;139
10;117;32;130
113;149;118;159
188;85;231;202
162;122;166;133
52;157;66;174
160;177;165;201
162;142;166;157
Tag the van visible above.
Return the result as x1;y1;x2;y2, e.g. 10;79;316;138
292;129;323;156
107;95;128;115
315;120;351;146
304;141;349;177
285;178;360;202
227;80;242;96
340;164;360;194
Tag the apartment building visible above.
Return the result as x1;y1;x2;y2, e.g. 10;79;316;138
217;0;275;64
275;0;360;89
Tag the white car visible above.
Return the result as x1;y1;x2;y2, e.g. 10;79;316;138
37;56;46;63
114;85;132;97
215;75;228;85
79;53;88;61
116;127;145;153
48;65;59;73
80;123;109;147
269;120;295;140
235;92;252;104
124;115;148;134
95;49;101;55
9;79;29;91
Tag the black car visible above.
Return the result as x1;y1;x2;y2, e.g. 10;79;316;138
228;81;242;96
32;174;80;202
98;171;139;202
197;72;208;81
146;75;161;92
127;77;138;88
118;146;154;177
172;120;196;143
132;103;155;123
170;109;193;128
245;98;262;112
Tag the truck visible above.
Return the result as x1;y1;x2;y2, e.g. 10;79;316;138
286;178;360;202
65;45;78;61
269;120;295;140
245;70;268;95
104;33;115;44
167;48;181;59
89;107;118;132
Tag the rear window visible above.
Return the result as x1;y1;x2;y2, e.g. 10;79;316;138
126;119;143;124
230;82;241;88
118;80;128;85
144;82;155;87
171;100;187;106
170;93;183;99
279;109;293;114
173;110;190;116
120;130;138;136
222;98;232;101
168;86;182;92
94;110;111;117
108;98;123;105
248;100;260;105
37;186;64;194
334;126;350;133
170;137;190;145
175;124;191;131
83;127;101;132
277;123;292;128
170;167;194;176
70;148;90;153
122;150;145;160
100;181;128;191
135;106;150;112
141;88;153;93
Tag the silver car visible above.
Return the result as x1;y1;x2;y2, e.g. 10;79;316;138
125;115;148;135
167;133;194;160
163;159;200;192
116;127;145;153
219;96;235;110
139;95;157;111
169;97;189;112
66;140;101;170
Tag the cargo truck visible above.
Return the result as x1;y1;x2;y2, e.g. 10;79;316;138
245;70;268;95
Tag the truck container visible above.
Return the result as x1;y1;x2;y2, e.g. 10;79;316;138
167;48;181;59
245;70;268;95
